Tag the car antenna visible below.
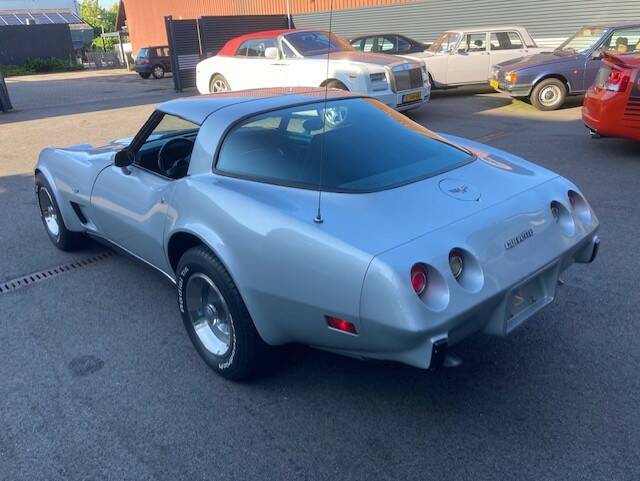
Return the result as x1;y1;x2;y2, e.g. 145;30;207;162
314;0;334;224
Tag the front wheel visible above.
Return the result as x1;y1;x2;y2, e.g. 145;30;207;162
530;78;567;111
151;65;165;79
209;74;230;93
35;173;85;251
177;246;270;380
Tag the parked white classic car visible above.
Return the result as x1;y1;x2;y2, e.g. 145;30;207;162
405;26;547;88
196;29;430;111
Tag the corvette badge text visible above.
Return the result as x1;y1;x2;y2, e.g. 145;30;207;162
504;228;534;250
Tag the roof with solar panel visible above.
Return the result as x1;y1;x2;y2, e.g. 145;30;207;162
0;9;86;27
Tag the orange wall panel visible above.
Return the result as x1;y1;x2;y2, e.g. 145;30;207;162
122;0;415;52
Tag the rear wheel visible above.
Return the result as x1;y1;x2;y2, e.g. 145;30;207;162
177;245;270;380
35;173;85;251
151;64;165;79
209;74;230;93
530;78;567;111
138;72;151;79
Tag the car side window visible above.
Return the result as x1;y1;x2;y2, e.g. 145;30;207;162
396;36;412;53
235;39;277;57
461;33;487;52
604;29;640;54
378;36;397;54
362;37;375;53
490;32;524;50
350;39;363;51
281;40;297;58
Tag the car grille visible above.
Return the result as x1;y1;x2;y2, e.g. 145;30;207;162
393;67;423;92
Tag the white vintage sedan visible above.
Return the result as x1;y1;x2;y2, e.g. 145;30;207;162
403;26;547;88
196;29;430;111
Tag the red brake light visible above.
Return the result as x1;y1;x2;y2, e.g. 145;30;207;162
326;316;357;335
605;68;630;92
410;264;427;296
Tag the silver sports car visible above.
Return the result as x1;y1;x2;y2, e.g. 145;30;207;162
35;87;600;380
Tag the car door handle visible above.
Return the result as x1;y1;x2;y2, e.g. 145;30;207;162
271;63;288;66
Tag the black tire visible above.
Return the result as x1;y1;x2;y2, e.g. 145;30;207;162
324;79;349;90
151;65;165;79
35;173;85;251
209;74;230;93
177;245;270;380
138;72;151;79
530;78;567;111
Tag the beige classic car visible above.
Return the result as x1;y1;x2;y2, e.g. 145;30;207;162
407;26;547;88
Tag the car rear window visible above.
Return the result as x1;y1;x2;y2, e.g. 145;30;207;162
216;98;473;193
138;48;149;58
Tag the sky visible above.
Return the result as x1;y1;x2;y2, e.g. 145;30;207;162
98;0;118;7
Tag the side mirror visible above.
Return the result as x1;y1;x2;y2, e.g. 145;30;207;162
265;47;279;60
114;149;134;168
592;48;604;59
457;48;468;55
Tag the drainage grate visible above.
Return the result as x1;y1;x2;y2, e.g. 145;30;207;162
0;250;116;295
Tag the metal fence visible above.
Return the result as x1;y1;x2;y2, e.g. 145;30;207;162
165;14;291;92
85;51;124;70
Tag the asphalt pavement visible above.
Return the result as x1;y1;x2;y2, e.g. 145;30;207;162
1;70;639;481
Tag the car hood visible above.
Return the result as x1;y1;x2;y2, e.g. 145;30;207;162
314;50;419;67
318;135;561;256
496;51;577;70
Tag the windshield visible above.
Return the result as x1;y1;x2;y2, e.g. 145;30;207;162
556;27;606;54
428;32;461;53
284;31;353;56
216;98;473;193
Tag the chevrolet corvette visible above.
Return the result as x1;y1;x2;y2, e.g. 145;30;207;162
35;88;600;380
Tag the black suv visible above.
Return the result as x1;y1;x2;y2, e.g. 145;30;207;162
135;46;171;79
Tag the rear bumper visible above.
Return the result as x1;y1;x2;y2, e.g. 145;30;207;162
336;178;600;370
134;64;153;74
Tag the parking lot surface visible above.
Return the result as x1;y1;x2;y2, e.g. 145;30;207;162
1;73;639;481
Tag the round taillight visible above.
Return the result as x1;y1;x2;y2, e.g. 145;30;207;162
449;250;464;279
410;264;427;296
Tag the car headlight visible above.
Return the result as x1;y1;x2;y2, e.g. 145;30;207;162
369;71;389;91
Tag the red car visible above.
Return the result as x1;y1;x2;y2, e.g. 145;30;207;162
583;52;640;141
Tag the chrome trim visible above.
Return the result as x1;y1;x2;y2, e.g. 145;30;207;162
86;232;177;284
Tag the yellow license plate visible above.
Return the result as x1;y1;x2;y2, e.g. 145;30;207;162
403;92;422;103
490;79;500;89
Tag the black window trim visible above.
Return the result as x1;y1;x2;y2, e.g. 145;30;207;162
123;110;201;181
210;97;476;194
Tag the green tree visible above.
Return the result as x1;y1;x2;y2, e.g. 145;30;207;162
78;0;119;49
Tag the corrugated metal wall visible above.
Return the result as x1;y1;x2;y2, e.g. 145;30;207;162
122;0;413;52
293;0;640;47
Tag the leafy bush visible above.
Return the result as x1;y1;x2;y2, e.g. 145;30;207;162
0;57;83;77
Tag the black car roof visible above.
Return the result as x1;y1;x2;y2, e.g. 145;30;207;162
350;33;417;41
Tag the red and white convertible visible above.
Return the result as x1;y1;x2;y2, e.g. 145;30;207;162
196;29;430;111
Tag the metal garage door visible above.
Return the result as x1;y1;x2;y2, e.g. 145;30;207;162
293;0;640;48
